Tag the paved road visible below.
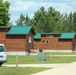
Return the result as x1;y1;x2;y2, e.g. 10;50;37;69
32;62;76;75
3;63;68;68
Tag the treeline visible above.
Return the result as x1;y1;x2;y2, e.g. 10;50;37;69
0;0;76;33
15;7;76;33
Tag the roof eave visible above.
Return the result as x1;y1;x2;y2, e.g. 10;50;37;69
34;38;41;39
0;26;11;28
41;33;61;35
59;38;74;39
6;33;27;35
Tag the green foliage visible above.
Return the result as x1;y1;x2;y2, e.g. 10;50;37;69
16;6;76;32
28;6;76;33
28;6;63;33
62;12;76;32
15;14;30;26
5;53;76;64
0;0;10;26
73;12;76;31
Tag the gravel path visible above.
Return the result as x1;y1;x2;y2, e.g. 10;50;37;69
3;63;68;68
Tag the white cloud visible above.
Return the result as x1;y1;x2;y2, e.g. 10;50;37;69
58;4;74;13
10;1;50;12
10;1;33;11
49;3;74;13
36;2;75;14
9;0;76;13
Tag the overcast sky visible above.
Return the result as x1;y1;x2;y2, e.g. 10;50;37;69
5;0;76;25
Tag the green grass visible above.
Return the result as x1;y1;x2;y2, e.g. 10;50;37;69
0;67;49;75
2;52;76;75
0;52;76;75
5;52;76;64
49;52;76;55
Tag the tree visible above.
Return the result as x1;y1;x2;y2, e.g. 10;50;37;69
25;14;30;25
0;0;10;26
62;13;70;32
8;21;13;26
28;7;47;33
29;6;63;33
73;12;76;31
15;6;76;33
15;14;30;26
68;12;73;32
63;12;74;32
15;14;25;26
47;7;63;32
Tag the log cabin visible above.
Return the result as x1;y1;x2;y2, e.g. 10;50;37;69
0;26;35;55
34;33;76;52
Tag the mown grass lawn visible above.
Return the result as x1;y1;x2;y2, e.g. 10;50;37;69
5;52;76;64
0;67;49;75
2;52;76;75
48;52;76;55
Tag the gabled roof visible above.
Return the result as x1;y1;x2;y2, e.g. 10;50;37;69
34;33;41;39
59;33;75;39
7;26;33;35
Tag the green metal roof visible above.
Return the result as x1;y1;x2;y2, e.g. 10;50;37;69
34;33;41;39
7;26;32;35
59;33;75;39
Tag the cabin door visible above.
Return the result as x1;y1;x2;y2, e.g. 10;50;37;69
29;37;32;51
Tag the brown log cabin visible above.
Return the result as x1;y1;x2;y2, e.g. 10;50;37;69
0;26;35;55
34;33;76;52
0;26;76;55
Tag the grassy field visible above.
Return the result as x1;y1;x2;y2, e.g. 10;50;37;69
1;52;76;75
48;52;76;55
5;52;76;64
0;67;49;75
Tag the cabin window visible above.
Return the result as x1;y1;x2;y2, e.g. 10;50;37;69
46;35;53;38
45;40;49;44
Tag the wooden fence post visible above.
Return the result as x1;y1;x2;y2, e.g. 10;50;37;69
16;54;18;68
